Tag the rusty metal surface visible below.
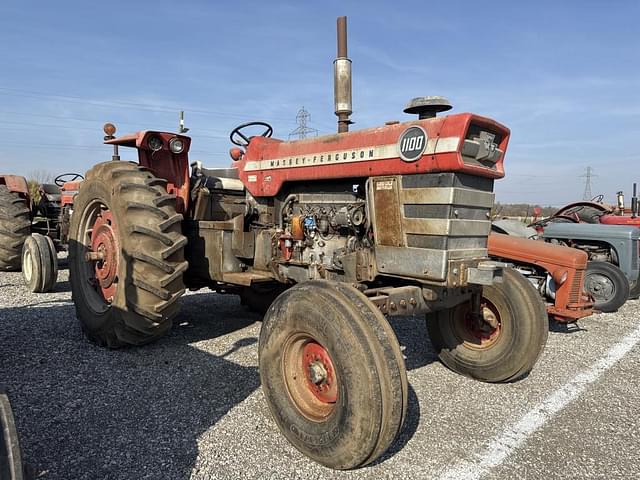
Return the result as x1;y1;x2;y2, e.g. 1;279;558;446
371;177;403;247
488;233;592;321
488;233;588;269
0;174;29;196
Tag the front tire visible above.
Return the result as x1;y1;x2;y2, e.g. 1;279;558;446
0;185;31;271
0;391;25;480
21;233;58;293
584;261;629;313
259;281;407;469
427;268;548;383
68;162;187;347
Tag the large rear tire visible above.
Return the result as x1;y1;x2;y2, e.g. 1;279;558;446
0;186;31;272
21;233;58;293
68;161;187;347
259;281;407;469
427;268;548;383
584;261;629;313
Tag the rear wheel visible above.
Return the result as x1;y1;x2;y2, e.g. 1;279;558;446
21;233;58;293
427;268;548;383
69;161;188;347
0;185;31;271
259;281;407;469
584;261;629;313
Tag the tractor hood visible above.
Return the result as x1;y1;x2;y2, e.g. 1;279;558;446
488;233;588;269
542;223;640;242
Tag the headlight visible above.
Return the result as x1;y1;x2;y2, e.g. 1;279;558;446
552;269;568;285
169;137;185;154
148;135;163;152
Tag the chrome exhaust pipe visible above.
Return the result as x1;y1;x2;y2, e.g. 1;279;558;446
334;16;353;133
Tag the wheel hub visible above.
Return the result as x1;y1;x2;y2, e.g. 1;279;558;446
457;301;502;349
87;210;119;302
302;342;337;404
586;273;614;301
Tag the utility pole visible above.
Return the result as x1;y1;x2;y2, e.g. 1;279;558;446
179;111;189;134
580;166;597;200
288;107;318;140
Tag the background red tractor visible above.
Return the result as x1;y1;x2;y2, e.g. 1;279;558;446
539;182;639;226
488;231;593;322
0;173;82;292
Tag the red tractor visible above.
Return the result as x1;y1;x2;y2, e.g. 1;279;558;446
0;173;81;292
0;175;31;272
539;183;639;226
67;17;548;469
488;231;593;322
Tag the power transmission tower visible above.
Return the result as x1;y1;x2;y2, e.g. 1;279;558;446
289;107;318;140
580;166;597;200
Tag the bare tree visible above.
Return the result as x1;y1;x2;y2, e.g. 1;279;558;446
27;169;54;206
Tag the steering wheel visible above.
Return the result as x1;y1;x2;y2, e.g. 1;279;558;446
591;194;604;203
230;121;273;147
54;173;84;187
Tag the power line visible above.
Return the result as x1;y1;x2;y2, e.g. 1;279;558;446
0;120;228;140
0;141;227;157
0;86;294;122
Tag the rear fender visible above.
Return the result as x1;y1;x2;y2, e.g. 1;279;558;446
105;131;192;213
0;174;29;200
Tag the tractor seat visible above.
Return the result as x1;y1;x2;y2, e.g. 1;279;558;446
40;183;62;203
192;163;244;192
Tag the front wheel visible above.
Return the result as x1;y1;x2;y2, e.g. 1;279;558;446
259;281;407;469
584;261;629;313
21;233;58;293
427;268;548;383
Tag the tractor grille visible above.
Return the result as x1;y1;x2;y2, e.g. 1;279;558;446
569;270;585;305
370;172;494;283
632;240;639;270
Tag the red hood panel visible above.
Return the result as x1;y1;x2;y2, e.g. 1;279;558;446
236;113;509;196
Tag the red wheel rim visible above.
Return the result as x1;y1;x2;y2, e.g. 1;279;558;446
87;208;119;303
302;342;338;404
282;334;338;421
454;299;502;349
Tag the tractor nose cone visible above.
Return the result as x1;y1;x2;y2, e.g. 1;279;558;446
404;96;452;119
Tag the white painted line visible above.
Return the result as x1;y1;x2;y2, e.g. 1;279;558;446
439;323;640;480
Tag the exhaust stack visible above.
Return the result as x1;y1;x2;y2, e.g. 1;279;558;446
632;183;638;218
334;16;353;133
617;191;625;213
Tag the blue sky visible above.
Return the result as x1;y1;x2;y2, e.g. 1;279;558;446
0;0;638;205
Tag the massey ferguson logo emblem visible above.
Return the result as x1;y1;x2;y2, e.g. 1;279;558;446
398;126;427;162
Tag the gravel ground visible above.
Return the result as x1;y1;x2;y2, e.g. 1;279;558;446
1;259;639;479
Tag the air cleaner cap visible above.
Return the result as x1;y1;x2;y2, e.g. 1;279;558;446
404;96;452;119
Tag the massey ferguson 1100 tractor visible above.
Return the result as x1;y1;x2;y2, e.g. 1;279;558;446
67;17;548;469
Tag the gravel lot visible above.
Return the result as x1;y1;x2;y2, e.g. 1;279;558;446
1;258;639;479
